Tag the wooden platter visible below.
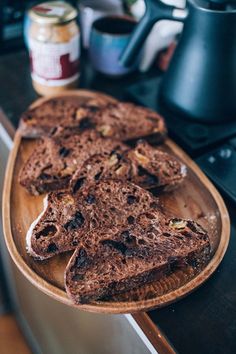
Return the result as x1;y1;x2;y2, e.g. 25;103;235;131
2;90;230;314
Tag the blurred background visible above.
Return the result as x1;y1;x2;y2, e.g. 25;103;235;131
0;0;184;71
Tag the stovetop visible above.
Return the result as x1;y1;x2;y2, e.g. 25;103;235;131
126;77;236;205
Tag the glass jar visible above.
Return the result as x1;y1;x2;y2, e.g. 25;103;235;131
27;1;80;96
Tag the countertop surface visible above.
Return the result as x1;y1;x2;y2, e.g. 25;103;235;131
1;49;236;354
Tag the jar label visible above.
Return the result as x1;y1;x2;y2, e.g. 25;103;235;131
29;34;80;87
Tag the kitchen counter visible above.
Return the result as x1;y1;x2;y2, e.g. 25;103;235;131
1;49;236;354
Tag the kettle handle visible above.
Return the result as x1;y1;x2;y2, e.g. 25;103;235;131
120;0;187;67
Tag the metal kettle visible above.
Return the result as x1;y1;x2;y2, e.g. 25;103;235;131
120;0;236;123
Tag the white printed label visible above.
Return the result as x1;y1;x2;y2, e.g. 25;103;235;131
29;34;80;86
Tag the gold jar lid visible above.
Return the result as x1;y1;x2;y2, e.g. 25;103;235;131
29;1;78;24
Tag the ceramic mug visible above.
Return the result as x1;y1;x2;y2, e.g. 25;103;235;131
89;15;139;76
79;0;123;48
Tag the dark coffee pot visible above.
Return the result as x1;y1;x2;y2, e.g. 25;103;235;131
120;0;236;123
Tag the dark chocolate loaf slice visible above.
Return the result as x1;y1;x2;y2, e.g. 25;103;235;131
70;140;187;194
19;130;127;195
26;180;159;260
19;96;108;138
128;140;187;191
65;213;211;304
70;151;133;194
92;102;167;142
19;97;167;142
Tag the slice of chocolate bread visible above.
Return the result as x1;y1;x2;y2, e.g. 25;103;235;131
94;102;167;142
128;140;187;191
70;141;187;194
19;96;108;138
19;97;167;142
65;213;211;304
19;130;127;195
26;180;159;260
70;151;133;194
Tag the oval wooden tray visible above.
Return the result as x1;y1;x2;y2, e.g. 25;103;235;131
2;90;230;314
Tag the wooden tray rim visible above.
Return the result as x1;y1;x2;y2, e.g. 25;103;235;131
2;89;231;314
